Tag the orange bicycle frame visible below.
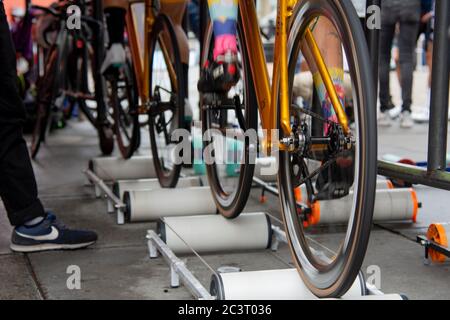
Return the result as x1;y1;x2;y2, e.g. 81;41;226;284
239;0;348;152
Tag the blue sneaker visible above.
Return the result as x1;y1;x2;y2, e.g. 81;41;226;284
10;213;97;253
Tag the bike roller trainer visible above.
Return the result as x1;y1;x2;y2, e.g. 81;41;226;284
147;216;405;300
84;157;406;299
210;269;405;300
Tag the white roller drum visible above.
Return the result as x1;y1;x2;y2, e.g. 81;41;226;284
123;187;217;222
89;156;156;181
113;177;202;198
210;269;366;300
159;212;272;254
307;188;419;226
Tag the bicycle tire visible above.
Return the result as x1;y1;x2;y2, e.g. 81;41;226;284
277;0;377;298
200;14;258;219
148;14;185;188
31;34;67;159
109;61;140;159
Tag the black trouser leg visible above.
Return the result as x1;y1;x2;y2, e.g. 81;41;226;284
398;20;420;112
378;21;396;112
0;3;45;226
104;7;126;46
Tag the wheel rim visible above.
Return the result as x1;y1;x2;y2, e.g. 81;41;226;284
278;0;376;297
201;19;257;217
109;63;139;158
148;19;183;188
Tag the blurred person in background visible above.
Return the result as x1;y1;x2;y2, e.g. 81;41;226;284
412;0;450;123
378;0;421;128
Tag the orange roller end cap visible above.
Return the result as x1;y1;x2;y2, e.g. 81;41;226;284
427;224;449;263
410;189;419;223
294;187;302;203
307;201;321;226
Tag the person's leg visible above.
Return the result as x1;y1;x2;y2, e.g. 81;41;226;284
188;0;201;40
300;18;353;199
101;0;128;74
413;38;434;122
308;18;344;134
208;0;238;59
160;1;190;65
103;0;127;46
0;3;46;227
398;20;420;113
1;3;97;252
378;21;396;113
198;0;239;92
160;1;192;125
0;125;46;226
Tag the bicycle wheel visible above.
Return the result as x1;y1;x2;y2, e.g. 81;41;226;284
31;34;68;159
82;20;115;156
200;15;258;219
107;61;140;159
277;0;377;297
148;14;185;188
90;1;115;156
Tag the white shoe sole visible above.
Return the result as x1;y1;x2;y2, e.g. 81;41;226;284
10;241;96;253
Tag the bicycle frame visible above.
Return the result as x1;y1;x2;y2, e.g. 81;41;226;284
126;0;179;108
239;0;348;153
126;0;154;102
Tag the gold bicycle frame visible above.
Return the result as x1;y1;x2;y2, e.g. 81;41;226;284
125;0;178;109
126;0;348;141
239;0;349;152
